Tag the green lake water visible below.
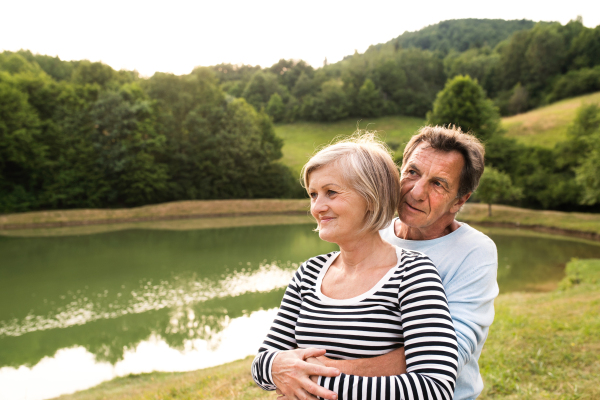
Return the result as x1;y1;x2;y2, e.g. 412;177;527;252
1;222;600;400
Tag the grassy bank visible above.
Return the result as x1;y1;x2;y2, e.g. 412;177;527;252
0;199;310;231
3;201;600;240
56;259;600;400
458;203;600;238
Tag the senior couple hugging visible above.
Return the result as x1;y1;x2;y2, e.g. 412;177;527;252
252;125;498;400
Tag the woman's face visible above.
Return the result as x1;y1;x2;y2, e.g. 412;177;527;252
307;163;369;245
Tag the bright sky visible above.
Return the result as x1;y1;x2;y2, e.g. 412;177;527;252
1;0;599;77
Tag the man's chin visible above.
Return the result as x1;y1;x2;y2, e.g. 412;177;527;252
398;213;425;227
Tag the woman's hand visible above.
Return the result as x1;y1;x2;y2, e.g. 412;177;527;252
272;348;340;400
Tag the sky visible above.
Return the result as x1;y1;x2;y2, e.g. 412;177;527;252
1;0;599;77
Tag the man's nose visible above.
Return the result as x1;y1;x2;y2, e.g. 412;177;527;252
411;178;428;201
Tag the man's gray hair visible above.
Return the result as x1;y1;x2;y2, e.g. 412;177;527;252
402;125;485;198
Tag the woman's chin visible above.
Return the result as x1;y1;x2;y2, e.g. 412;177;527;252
318;230;337;244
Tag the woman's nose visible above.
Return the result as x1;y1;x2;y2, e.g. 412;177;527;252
312;195;328;213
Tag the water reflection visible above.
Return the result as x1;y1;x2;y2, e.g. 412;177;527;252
1;223;600;400
0;308;279;400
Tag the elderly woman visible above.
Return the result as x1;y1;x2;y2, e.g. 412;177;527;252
252;134;458;400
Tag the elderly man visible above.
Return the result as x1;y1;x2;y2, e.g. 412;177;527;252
271;125;498;400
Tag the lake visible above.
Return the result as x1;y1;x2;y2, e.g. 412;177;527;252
1;220;600;400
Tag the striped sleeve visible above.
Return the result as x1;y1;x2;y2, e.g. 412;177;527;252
251;261;307;390
318;253;458;400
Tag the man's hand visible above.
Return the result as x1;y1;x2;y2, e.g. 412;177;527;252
272;348;340;400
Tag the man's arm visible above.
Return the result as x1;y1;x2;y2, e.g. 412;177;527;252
313;347;406;377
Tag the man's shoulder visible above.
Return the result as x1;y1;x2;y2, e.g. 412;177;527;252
449;222;496;253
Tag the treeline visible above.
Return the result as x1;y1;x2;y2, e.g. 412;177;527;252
0;54;299;213
2;18;600;213
211;18;600;122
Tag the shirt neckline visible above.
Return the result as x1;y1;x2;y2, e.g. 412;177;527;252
315;246;403;305
388;217;468;245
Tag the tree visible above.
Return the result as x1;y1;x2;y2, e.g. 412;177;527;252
266;93;285;122
307;79;349;122
355;78;383;117
476;166;522;216
569;104;600;205
242;70;284;111
428;75;500;140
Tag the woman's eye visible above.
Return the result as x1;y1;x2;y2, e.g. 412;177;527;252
309;192;317;199
327;190;337;196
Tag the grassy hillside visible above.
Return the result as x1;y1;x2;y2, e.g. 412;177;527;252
56;259;600;400
274;115;424;175
274;92;600;175
502;91;600;148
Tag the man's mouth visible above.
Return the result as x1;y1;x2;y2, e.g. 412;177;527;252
405;202;424;213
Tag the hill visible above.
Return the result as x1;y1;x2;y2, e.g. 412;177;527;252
502;91;600;147
365;18;535;55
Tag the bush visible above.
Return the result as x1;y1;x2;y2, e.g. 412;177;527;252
547;66;600;103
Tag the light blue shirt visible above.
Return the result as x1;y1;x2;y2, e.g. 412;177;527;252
380;219;499;400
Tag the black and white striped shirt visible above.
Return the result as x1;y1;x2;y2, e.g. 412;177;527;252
252;247;458;400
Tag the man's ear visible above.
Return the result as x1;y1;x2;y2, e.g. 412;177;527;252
451;192;471;214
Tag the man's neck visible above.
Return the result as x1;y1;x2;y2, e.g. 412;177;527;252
394;218;460;241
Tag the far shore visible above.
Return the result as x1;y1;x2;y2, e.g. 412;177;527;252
2;200;600;241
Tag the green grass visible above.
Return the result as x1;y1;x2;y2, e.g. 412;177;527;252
57;259;600;400
501;91;600;148
479;259;600;399
275;115;425;174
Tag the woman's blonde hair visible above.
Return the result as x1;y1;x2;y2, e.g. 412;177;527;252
301;132;400;233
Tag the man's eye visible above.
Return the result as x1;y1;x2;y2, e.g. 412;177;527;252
433;181;442;187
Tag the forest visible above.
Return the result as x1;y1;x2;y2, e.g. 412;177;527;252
1;17;600;213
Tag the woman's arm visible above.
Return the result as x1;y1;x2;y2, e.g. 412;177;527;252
251;260;340;400
317;253;458;400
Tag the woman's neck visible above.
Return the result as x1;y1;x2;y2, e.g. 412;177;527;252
336;232;395;274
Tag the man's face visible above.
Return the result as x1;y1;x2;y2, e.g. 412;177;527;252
399;142;466;230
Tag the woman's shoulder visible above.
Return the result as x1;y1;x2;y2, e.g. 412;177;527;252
392;246;439;275
296;251;339;279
